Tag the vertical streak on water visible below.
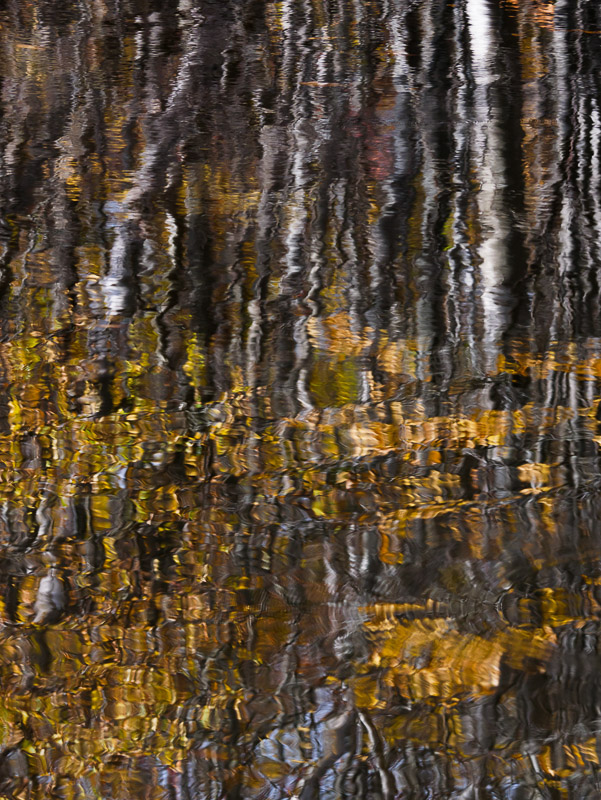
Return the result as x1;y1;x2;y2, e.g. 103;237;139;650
281;0;309;290
449;1;475;357
388;0;420;372
280;0;315;414
415;0;437;364
465;0;509;377
348;0;372;406
366;0;397;333
388;0;415;343
550;0;572;342
590;99;601;282
247;122;278;394
296;0;330;418
156;210;178;370
102;7;202;319
572;2;589;336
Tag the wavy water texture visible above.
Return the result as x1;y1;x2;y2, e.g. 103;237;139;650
0;0;601;798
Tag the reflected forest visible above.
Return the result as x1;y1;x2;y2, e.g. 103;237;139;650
1;0;601;798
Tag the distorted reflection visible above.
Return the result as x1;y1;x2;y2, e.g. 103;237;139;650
0;0;601;798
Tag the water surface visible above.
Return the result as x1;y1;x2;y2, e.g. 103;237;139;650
0;0;601;798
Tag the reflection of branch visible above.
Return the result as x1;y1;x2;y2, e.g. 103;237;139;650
357;708;393;800
294;708;357;800
294;706;393;799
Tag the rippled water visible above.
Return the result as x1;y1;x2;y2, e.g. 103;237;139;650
1;0;601;797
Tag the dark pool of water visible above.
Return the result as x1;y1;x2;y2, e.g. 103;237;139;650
0;0;601;797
